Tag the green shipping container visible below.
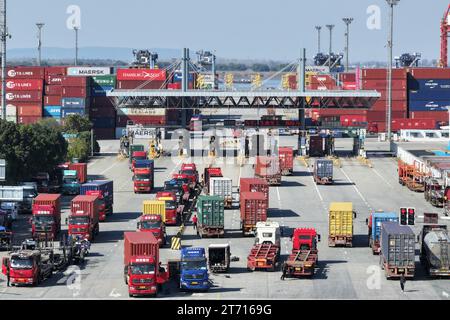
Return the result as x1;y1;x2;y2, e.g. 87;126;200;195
92;75;116;87
196;195;224;228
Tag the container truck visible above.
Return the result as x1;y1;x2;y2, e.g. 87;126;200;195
133;167;154;194
203;167;223;192
419;224;449;277
128;144;144;159
69;163;87;184
239;178;269;200
209;177;233;208
137;214;166;246
180;163;199;189
0;185;37;213
68;195;100;241
313;159;333;185
380;222;415;279
80;180;114;222
208;244;231;273
123;232;169;297
62;163;87;195
367;211;399;255
171;175;192;202
247;221;280;271
255;156;281;186
156;191;180;226
328;202;355;247
279;147;294;175
30;194;61;241
282;228;320;278
240;192;268;236
180;247;210;291
164;179;189;204
445;185;450;216
130;151;148;171
196;195;224;238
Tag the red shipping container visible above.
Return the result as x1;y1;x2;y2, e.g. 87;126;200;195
313;109;368;116
339;72;356;82
371;89;408;101
361;68;407;79
44;96;62;106
62;87;89;98
89;107;116;118
168;83;182;90
239;178;269;199
70;195;99;225
362;79;407;90
367;111;407;121
5;91;42;102
391;118;437;131
309;84;337;90
46;75;64;85
45;66;67;76
90;97;115;108
17;116;42;125
123;232;159;266
6;67;45;79
342;82;357;90
69;163;87;184
62;76;91;87
16;104;43;117
368;121;386;132
93;128;115;140
278;147;294;175
370;100;408;112
116;115;166;127
117;80;167;90
409;68;450;79
240;192;268;226
117;69;166;81
6;79;43;91
33;194;61;214
45;85;63;96
340;115;368;127
409;111;449;122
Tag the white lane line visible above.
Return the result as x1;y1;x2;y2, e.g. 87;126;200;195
88;158;100;168
372;168;393;189
98;161;120;176
306;164;325;204
340;167;373;211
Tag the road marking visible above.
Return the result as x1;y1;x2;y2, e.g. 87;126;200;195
109;288;121;298
99;161;120;176
443;291;449;298
372;168;393;188
88;158;100;168
340;168;373;211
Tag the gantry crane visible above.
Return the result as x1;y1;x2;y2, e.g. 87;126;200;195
439;4;450;67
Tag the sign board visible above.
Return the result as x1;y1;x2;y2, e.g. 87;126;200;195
125;125;157;139
0;159;5;181
305;66;330;73
67;67;112;76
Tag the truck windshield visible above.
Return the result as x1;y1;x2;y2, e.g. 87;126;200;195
11;257;33;269
141;221;161;230
165;201;177;210
130;263;155;275
23;189;38;198
63;178;77;184
69;216;89;225
181;259;207;270
181;170;196;176
134;156;147;161
34;216;54;224
135;175;150;181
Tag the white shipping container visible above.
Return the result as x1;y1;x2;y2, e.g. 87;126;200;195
6;105;17;116
67;67;111;76
209;177;232;198
117;108;166;116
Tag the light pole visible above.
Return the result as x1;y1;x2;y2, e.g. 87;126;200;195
36;23;44;66
386;0;400;144
74;26;79;66
315;26;322;53
342;18;353;72
326;24;334;68
0;0;10;121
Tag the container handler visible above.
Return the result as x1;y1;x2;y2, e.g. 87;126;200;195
419;224;450;277
366;211;398;255
282;228;320;278
247;221;280;272
30;194;61;241
328;202;355;247
123;232;169;297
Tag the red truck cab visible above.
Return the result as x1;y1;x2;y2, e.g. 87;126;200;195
131;151;148;171
85;190;107;222
134;168;152;193
31;194;61;241
137;214;166;246
180;163;198;188
156;191;180;226
68;195;100;241
2;250;53;286
292;228;320;250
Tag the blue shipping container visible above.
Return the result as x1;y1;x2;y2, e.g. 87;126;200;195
371;212;398;241
409;100;450;112
43;106;62;117
91;86;114;97
80;180;114;207
91;117;115;128
173;73;194;82
408;78;450;91
62;98;88;108
409;90;450;100
61;108;86;117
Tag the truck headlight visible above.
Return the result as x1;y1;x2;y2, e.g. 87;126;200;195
203;281;209;286
181;281;187;286
151;286;156;291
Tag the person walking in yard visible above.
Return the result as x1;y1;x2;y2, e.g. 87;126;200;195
6;264;10;287
400;274;406;293
192;215;198;230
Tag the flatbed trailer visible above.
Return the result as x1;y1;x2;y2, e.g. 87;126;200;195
283;249;318;277
198;226;225;238
247;244;279;271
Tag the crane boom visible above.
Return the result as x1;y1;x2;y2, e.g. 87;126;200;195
439;5;450;67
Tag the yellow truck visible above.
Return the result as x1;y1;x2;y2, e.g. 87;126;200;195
328;202;355;247
142;200;166;223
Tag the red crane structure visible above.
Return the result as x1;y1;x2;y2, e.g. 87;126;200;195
439;4;450;67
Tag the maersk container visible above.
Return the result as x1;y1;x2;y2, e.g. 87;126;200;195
123;232;159;265
80;180;114;207
380;222;415;269
43;106;62;117
196;195;224;237
371;212;398;242
62;98;88;108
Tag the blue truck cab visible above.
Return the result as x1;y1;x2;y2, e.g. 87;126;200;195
62;170;80;195
180;247;210;291
368;211;399;254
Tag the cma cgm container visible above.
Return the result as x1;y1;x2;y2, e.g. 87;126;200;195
240;192;268;236
408;79;450;97
278;147;294;175
196;195;225;238
380;221;415;279
408;100;450;112
239;178;269;200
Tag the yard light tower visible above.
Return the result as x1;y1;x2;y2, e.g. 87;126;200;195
36;23;44;66
342;18;353;72
74;26;79;66
326;24;335;68
315;26;322;53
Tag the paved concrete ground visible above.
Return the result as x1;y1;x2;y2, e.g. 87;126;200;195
0;138;449;300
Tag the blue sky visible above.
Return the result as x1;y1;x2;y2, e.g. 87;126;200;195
6;0;449;61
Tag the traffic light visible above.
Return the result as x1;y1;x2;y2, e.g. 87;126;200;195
400;208;408;225
407;208;415;225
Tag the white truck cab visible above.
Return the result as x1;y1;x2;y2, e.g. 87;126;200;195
255;221;280;247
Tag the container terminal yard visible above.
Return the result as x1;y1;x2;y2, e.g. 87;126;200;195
0;1;449;302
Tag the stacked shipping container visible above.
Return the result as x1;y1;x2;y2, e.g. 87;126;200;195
89;75;117;139
43;66;66;123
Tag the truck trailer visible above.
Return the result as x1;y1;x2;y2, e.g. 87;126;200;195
196;195;224;238
68;195;100;241
419;224;450;277
31;194;61;241
328;202;355;247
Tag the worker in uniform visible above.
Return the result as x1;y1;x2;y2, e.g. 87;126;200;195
280;263;287;281
192;215;198;230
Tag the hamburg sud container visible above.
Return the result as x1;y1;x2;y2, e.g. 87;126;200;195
240;192;267;235
380;221;415;278
196;195;225;237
